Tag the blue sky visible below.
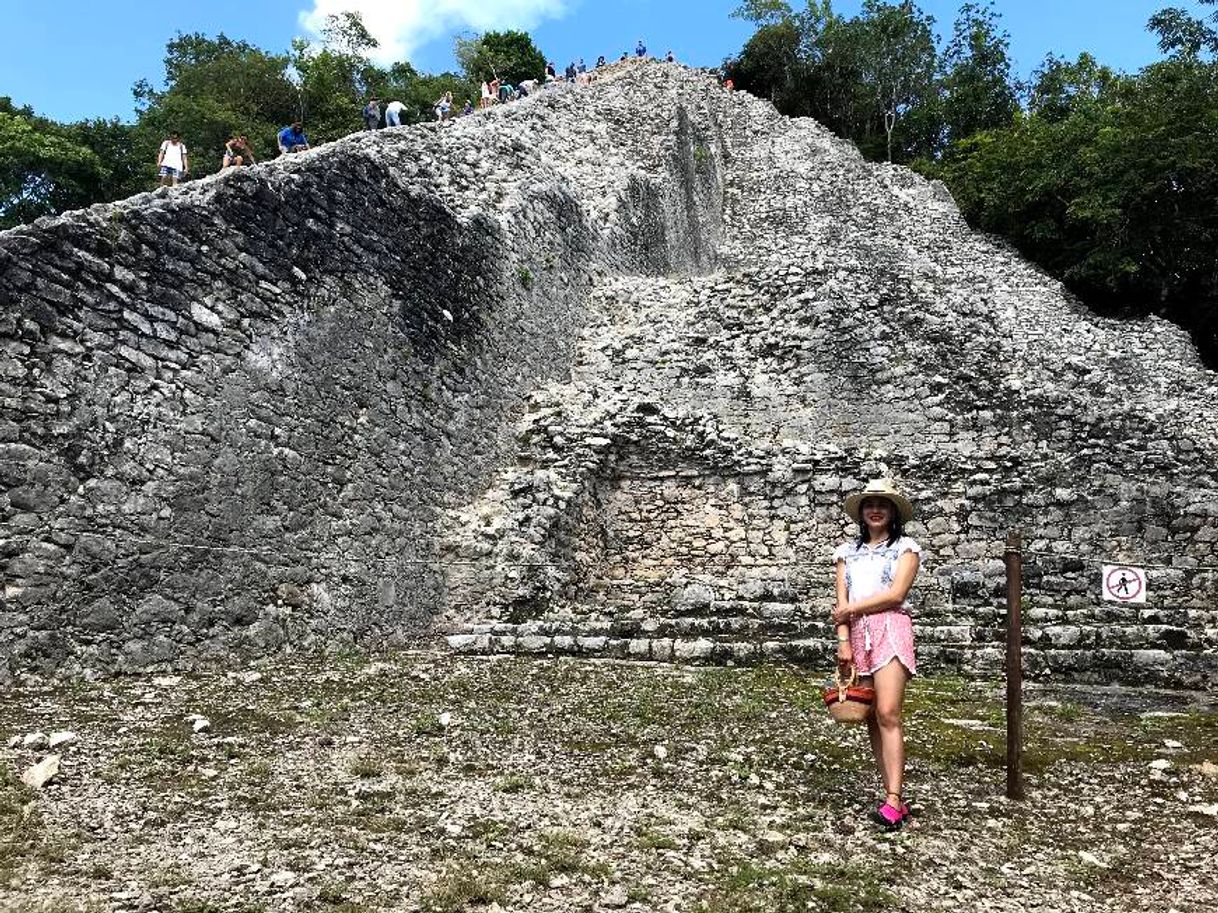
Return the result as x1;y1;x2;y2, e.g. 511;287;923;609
0;0;1207;123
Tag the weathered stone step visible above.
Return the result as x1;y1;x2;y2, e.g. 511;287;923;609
441;631;1208;684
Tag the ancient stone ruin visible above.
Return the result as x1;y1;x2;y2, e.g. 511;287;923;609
2;63;1216;686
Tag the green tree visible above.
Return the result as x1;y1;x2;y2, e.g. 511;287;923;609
940;2;1018;145
454;30;547;86
0;110;105;228
134;32;297;177
1026;52;1122;122
855;1;939;162
932;58;1218;366
726;0;939;162
725;18;805;108
731;0;796;27
1148;0;1218;57
291;12;387;144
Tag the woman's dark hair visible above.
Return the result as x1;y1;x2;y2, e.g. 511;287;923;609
856;497;904;547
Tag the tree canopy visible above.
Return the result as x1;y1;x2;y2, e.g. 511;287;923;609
454;30;548;86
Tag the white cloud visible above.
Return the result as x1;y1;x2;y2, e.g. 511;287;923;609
299;0;570;65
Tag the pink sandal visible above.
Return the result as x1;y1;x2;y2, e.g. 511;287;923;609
871;792;906;830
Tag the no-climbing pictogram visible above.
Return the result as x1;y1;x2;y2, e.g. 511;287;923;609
1101;564;1147;604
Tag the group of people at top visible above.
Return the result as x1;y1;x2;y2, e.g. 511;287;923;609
153;41;686;186
441;41;675;122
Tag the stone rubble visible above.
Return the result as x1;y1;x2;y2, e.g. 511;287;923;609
0;651;1213;912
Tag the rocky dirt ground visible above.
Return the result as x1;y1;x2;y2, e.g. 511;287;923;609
1;650;1216;913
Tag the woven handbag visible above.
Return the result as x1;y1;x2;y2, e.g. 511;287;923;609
822;664;875;724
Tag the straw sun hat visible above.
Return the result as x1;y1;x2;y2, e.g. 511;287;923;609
843;479;914;523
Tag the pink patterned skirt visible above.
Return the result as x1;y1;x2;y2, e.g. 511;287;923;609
849;610;917;677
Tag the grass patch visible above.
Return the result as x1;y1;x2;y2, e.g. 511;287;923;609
636;828;679;850
411;715;446;738
348;755;384;779
493;774;532;793
421;870;506;913
704;859;897;913
0;764;75;886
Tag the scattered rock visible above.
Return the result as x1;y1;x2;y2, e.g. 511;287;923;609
600;884;629;908
21;754;60;789
758;830;790;854
22;732;48;750
653;744;669;760
47;731;76;749
942;719;992;731
1192;761;1218;780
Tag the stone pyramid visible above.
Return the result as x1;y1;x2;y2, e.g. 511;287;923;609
1;62;1214;684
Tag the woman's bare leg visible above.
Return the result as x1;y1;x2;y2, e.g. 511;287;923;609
863;678;885;794
872;659;910;807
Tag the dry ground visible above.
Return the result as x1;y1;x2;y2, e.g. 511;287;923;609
2;650;1216;913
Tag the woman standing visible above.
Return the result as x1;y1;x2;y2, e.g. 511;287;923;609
831;479;921;829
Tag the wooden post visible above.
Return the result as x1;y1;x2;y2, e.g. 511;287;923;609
1004;531;1025;801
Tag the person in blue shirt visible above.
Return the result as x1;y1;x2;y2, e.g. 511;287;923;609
635;40;647;58
278;122;310;155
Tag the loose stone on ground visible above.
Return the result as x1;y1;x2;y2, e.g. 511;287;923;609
0;650;1214;912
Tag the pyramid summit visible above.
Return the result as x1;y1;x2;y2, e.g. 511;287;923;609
2;62;1215;685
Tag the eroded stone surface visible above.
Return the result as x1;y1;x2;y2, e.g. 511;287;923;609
2;61;1216;684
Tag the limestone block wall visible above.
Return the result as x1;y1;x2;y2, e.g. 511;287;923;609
436;71;1218;688
0;66;726;678
4;63;1217;685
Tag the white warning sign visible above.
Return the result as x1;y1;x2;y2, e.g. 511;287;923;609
1102;565;1147;604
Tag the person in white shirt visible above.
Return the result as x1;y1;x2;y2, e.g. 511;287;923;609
156;132;189;187
385;99;406;127
831;478;922;830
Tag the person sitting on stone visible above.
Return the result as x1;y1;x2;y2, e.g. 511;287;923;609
277;122;309;155
461;98;474;116
222;135;254;169
596;55;606;68
489;78;501;103
666;50;675;63
635;39;647;57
